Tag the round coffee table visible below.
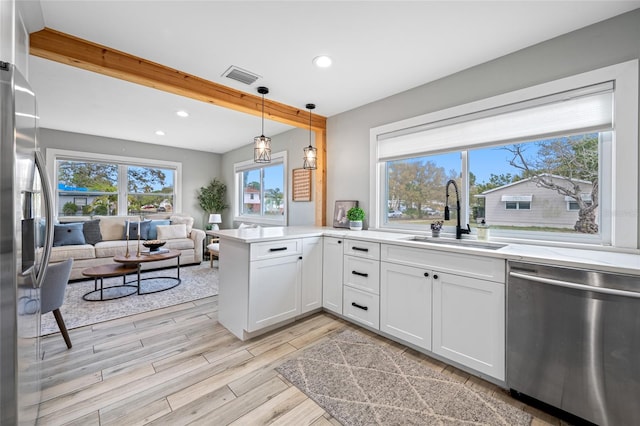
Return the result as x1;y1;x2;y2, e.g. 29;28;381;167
113;249;182;295
81;264;139;301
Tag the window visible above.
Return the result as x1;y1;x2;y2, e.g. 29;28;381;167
505;201;530;210
48;149;181;217
567;195;592;211
234;152;287;224
371;61;639;248
127;165;175;215
382;133;602;240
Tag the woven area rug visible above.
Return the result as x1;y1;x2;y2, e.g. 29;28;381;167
41;263;218;334
277;329;532;426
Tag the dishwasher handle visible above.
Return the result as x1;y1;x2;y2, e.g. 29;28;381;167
509;271;640;299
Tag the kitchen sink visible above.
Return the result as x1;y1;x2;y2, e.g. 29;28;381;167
404;236;507;250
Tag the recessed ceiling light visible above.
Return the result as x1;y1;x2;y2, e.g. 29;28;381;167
176;110;189;118
155;130;165;136
313;55;332;68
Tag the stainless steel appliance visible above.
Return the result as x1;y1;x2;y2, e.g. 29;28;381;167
0;62;53;425
507;261;640;425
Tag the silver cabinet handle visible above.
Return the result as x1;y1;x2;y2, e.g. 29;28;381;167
509;271;640;299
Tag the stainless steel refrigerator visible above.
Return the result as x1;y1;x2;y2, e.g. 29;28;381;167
0;62;53;425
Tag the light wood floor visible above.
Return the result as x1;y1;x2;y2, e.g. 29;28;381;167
38;296;565;425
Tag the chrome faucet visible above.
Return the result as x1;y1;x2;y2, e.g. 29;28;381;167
444;179;471;239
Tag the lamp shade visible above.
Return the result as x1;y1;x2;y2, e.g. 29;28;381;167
208;214;222;224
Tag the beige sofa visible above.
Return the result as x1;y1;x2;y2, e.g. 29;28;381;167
50;214;205;280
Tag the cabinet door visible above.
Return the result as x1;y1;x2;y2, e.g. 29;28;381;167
432;272;505;380
301;237;323;313
248;255;301;332
380;262;431;350
322;237;343;314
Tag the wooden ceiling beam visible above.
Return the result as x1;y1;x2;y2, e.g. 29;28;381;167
29;28;327;131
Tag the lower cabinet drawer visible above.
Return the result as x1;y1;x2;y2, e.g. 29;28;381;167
343;285;380;330
343;255;380;294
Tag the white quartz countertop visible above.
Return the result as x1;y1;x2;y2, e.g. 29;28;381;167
211;226;640;276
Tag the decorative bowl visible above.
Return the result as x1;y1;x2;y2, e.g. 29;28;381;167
142;240;166;251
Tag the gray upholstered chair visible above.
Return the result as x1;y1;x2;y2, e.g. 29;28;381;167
41;258;73;349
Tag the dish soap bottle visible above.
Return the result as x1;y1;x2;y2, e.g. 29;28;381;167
477;219;489;241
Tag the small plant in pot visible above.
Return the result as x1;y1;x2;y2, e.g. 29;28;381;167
197;178;228;230
347;206;365;231
430;220;443;237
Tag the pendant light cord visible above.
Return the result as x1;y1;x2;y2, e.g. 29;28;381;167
308;107;312;146
261;93;265;136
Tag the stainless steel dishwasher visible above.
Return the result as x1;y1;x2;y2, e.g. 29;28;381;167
507;261;640;426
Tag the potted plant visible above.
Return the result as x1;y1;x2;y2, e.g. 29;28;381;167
430;220;443;237
347;206;365;231
197;178;228;229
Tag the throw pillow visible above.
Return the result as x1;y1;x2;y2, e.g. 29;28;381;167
82;219;102;245
53;223;86;246
147;219;170;240
123;219;152;240
156;224;188;240
95;216;140;241
170;215;194;235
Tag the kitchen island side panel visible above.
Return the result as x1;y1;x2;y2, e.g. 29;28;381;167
218;238;250;340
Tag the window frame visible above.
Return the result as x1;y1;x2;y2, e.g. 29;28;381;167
370;60;638;249
233;151;287;226
505;201;531;210
46;149;182;217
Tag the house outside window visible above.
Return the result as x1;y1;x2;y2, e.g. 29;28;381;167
48;149;181;218
234;152;287;225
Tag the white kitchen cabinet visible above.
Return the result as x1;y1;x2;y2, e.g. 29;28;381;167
432;272;505;380
380;262;431;350
322;237;344;314
343;239;381;330
220;237;313;340
301;237;323;313
248;253;301;332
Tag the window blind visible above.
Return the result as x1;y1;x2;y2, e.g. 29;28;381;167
377;82;613;161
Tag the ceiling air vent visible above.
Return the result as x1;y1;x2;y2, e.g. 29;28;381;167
222;65;261;85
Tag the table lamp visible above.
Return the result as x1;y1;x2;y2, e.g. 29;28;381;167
208;213;222;230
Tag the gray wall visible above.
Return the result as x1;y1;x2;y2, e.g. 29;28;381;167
220;127;316;228
39;128;222;230
327;9;640;227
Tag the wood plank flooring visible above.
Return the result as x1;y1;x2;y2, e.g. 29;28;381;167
38;296;565;425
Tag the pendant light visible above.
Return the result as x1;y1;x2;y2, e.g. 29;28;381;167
254;86;271;163
303;103;317;170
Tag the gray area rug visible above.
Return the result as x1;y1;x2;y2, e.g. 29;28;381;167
277;329;532;426
41;263;218;334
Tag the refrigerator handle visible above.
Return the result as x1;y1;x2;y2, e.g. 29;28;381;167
35;150;54;288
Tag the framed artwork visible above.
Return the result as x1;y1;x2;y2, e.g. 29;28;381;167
292;168;312;201
333;200;358;228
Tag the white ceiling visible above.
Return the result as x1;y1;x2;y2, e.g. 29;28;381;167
29;1;640;154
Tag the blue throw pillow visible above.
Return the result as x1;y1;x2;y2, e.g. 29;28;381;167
53;223;86;246
123;219;152;240
147;219;170;240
